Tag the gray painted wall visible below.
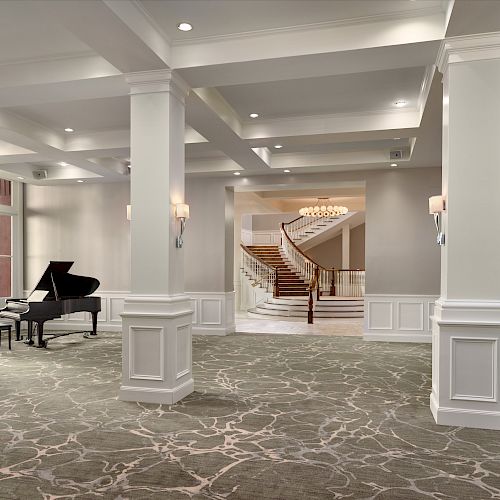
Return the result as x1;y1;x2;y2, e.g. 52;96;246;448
306;223;365;269
251;213;297;231
24;182;131;291
184;178;233;293
365;168;441;294
23;167;440;297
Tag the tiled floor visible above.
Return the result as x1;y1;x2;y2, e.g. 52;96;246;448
235;313;363;337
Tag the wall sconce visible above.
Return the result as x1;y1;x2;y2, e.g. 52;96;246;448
126;204;131;221
175;203;190;248
429;195;446;245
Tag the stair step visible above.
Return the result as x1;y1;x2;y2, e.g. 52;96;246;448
259;302;364;313
249;308;363;319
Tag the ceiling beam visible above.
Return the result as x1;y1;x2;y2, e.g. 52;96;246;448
43;0;170;73
178;41;441;88
187;89;271;170
172;11;446;70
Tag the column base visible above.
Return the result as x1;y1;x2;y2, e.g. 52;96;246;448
431;298;500;430
120;378;194;405
119;294;193;405
188;291;235;336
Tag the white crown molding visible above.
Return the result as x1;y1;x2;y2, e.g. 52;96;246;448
125;69;190;101
437;32;500;73
434;298;500;324
127;0;172;45
171;6;444;46
418;65;436;118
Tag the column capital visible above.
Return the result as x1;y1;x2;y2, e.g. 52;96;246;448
437;32;500;74
125;69;190;101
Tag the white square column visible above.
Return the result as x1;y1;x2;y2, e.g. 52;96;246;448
119;70;194;404
431;34;500;429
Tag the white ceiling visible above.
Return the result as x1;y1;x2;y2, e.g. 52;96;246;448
0;0;490;185
0;0;92;64
218;67;425;120
142;0;444;42
9;96;130;133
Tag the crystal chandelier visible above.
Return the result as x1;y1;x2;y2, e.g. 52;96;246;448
299;198;348;218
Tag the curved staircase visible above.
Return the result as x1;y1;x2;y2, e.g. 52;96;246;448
240;216;365;321
246;245;309;296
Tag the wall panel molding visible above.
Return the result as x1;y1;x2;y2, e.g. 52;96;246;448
188;291;236;336
36;290;235;336
364;294;438;342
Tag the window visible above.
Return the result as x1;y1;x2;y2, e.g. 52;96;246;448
0;214;11;297
0;179;21;301
0;179;11;206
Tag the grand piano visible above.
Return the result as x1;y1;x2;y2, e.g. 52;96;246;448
0;261;101;348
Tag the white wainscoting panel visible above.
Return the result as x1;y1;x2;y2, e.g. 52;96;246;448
241;229;253;245
451;338;497;402
33;290;236;336
252;231;281;245
176;324;191;379
200;298;222;325
26;291;128;332
188;291;236;336
129;327;164;381
364;294;438;342
431;299;500;430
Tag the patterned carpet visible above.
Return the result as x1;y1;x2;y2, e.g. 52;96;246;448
0;332;500;499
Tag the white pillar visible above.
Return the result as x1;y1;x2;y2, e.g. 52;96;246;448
119;70;194;405
342;224;350;269
431;34;500;430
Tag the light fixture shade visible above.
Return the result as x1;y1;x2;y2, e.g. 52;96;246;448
176;203;190;219
126;204;131;221
429;195;445;214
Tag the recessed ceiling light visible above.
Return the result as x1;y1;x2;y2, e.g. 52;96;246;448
233;172;241;176
58;161;69;167
64;127;74;133
177;22;193;31
249;113;259;119
390;163;398;167
394;100;407;107
17;176;24;180
393;137;401;140
274;144;283;149
284;169;291;173
77;179;84;183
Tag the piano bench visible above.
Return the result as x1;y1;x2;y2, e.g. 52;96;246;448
0;323;12;350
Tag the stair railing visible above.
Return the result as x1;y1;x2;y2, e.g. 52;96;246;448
285;215;335;242
281;222;333;294
281;221;365;297
240;244;279;297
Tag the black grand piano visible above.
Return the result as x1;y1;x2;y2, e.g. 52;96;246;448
0;261;101;348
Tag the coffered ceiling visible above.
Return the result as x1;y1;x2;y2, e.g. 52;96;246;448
0;0;492;185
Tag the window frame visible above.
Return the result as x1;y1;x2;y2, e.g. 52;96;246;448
0;180;23;302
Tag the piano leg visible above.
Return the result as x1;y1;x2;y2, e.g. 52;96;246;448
91;311;98;336
15;321;23;341
25;321;34;346
36;321;47;348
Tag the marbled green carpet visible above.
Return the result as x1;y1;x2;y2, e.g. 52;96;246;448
0;332;499;499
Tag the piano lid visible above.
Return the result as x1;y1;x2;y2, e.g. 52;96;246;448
30;261;100;300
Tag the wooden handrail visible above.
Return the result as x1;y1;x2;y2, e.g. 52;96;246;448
240;244;277;271
240;244;280;297
280;223;333;272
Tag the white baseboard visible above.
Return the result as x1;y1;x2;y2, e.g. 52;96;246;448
364;332;432;343
188;291;235;336
364;294;438;343
430;392;500;430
